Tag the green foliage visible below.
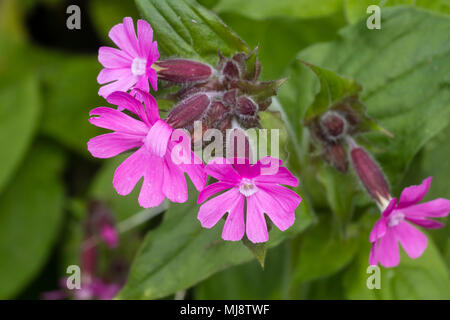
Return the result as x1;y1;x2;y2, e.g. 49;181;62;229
0;143;65;298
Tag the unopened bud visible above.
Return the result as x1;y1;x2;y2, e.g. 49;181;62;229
166;94;211;129
223;60;240;79
236;96;258;116
155;59;213;83
350;145;390;203
326;143;348;173
320;111;346;139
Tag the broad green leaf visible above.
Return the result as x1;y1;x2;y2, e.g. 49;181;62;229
195;242;290;299
39;55;105;155
345;0;450;24
0;142;65;298
215;0;344;20
135;0;249;64
117;183;312;299
0;76;40;193
343;215;450;299
294;7;450;189
293;218;359;285
219;11;346;79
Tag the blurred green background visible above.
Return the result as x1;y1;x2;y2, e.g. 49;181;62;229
0;0;449;299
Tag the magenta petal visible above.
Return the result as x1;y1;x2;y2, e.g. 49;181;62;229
205;158;241;183
87;133;142;159
369;243;378;266
97;68;132;85
197;188;240;228
197;181;234;204
398;177;432;208
369;217;387;242
402;198;450;218
406;217;444;229
162;157;188;203
180;161;207;192
98;46;131;68
98;75;137;98
138;155;165;208
134;89;160;125
144;120;173;157
246;195;269;243
113;147;148;196
382;198;397;218
134;75;150;94
137;19;153;56
109;18;138;57
254;166;298;187
257;184;301;213
253;190;295;231
395;221;427;259
89;107;148;135
222;194;245;241
106;91;144;118
377;229;400;268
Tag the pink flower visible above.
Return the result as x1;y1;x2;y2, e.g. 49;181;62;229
369;177;450;268
197;157;302;243
97;17;159;98
87;90;206;208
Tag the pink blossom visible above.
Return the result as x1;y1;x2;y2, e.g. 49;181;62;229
87;90;206;208
369;177;450;268
97;17;159;98
197;157;302;243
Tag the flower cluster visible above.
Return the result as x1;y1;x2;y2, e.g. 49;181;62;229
88;17;301;244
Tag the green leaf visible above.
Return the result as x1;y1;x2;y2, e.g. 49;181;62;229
0;76;40;193
343;215;450;299
345;0;450;24
242;237;266;269
135;0;248;64
293;218;359;284
214;0;344;20
294;7;450;189
117;182;312;299
0;142;65;298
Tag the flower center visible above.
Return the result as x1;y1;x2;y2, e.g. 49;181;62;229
388;212;405;227
131;58;147;76
239;178;258;197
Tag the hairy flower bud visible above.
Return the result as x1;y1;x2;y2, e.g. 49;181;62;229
325;143;348;173
320;111;347;139
166;94;211;129
236;96;258;116
155;59;213;83
350;144;390;203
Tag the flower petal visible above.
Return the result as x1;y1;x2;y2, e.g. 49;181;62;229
376;229;400;268
406;217;444;229
257;184;301;213
162;157;188;203
98;75;137;98
98;46;132;68
97;68;132;85
395;221;428;259
137;19;153;56
369;243;378;266
369;216;387;242
87;132;142;159
246;195;269;243
89;107;148;135
113;147;148;196
138;155;165;208
222;194;245;241
402;198;450;218
108;18;139;57
252;190;295;231
106;91;143;117
197;188;240;228
254;166;298;187
197;181;234;204
205;157;241;183
144;120;173;157
398;177;432;208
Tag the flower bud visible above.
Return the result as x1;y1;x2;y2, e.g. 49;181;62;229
320;111;347;139
350;145;390;203
223;60;240;79
166;94;211;129
155;59;213;83
325;143;348;173
236;96;258;116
